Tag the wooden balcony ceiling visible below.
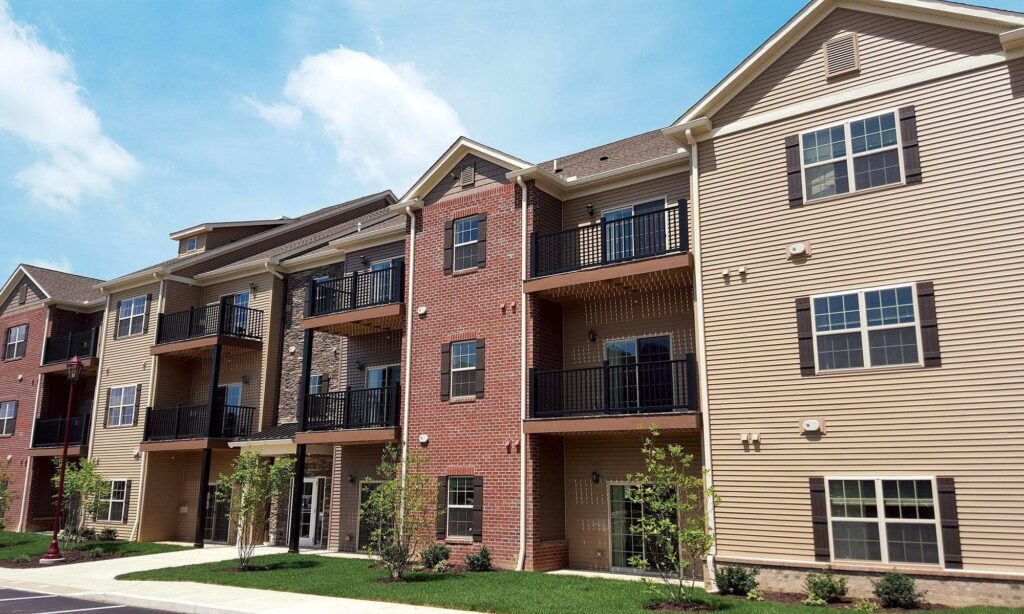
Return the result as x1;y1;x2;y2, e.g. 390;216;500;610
39;357;97;375
295;426;399;445
525;253;692;303
150;334;262;357
524;411;699;435
139;437;234;452
27;445;87;457
302;303;404;336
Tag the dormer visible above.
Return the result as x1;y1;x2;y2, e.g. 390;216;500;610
170;218;292;258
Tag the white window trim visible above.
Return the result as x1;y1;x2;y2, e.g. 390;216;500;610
799;107;905;203
4;324;26;360
449;340;477;399
98;479;127;523
366;363;400;389
308;374;323;395
824;475;945;568
185;236;198;252
118;295;147;338
452;216;479;272
108;385;137;428
0;400;16;436
810;282;924;374
446;475;475;539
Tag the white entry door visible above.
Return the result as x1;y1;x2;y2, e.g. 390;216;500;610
297;477;324;548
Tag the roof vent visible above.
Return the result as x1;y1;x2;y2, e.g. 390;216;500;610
599;155;609;161
823;33;859;78
460;163;476;187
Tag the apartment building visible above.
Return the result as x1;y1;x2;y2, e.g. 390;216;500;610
0;265;104;532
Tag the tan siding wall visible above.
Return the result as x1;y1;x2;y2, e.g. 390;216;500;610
138;452;185;541
697;58;1024;573
423;154;512;205
330;444;386;552
177;233;207;257
711;9;1002;125
0;277;46;317
172;450;239;543
561;171;690;231
206;225;275;251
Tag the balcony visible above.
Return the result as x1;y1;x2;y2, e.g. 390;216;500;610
40;328;99;374
141;404;257;450
152;304;264;356
302;264;404;336
526;355;699;434
295;384;400;445
28;414;90;456
526;204;692;302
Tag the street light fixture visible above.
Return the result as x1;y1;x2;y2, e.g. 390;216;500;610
40;355;83;564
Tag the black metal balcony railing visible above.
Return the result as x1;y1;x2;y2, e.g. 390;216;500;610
307;263;404;318
156;304;264;345
143;404;257;441
530;355;697;419
304;384;400;431
31;414;90;448
43;328;100;365
531;202;689;278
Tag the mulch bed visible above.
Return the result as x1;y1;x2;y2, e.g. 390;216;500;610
647;603;719;611
747;592;949;610
0;550;123;568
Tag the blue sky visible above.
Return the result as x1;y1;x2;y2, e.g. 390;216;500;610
1;0;1022;280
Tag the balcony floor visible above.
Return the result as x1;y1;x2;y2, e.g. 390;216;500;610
525;253;692;303
295;426;399;445
140;437;235;452
27;444;88;457
39;357;98;375
302;303;404;336
151;334;261;357
524;411;699;435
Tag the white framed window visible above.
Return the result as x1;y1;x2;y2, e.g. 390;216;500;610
446;476;474;539
308;374;323;395
811;283;922;372
4;324;27;360
827;477;942;565
801;109;903;201
450;340;477;398
453;216;479;272
0;400;16;436
96;479;127;522
116;295;147;337
185;236;198;252
108;385;137;427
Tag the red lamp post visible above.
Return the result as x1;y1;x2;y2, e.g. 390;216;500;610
40;355;83;564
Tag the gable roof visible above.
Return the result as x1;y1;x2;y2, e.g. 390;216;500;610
169;218;290;241
399;137;531;203
0;265;105;311
674;0;1024;127
538;129;681;181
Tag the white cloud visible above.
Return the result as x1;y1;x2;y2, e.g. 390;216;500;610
274;46;465;191
25;256;73;273
243;96;303;129
0;2;139;209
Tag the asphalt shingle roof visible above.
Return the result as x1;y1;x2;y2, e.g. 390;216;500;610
22;265;104;305
540;129;680;180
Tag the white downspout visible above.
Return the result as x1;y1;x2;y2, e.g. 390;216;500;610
516;176;528;571
399;206;417;502
686;129;718;589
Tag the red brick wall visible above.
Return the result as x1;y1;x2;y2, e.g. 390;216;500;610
407;178;525;568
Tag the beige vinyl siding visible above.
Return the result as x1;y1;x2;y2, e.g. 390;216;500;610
711;9;1002;126
206;225;276;251
697;56;1024;573
162;280;200;314
329;444;386;552
177;234;207;256
424;154;511;205
0;277;45;317
561;171;690;231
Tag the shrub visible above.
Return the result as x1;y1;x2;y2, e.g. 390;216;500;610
746;589;765;602
99;528;118;542
465;546;492;572
854;598;882;613
421;544;450;569
80;527;97;541
84;547;106;558
873;572;923;609
717;565;759;596
433;559;450;574
14;554;31;563
801;596;828;607
805;567;848;603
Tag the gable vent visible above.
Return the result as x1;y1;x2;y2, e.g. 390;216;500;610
823;33;859;78
460;163;476;187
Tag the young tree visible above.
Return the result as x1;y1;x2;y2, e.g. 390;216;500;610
625;428;719;605
359;444;436;580
51;458;108;543
216;449;294;570
0;459;17;532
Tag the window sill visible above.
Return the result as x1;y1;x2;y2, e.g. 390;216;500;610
2;356;25;363
801;180;907;207
814;363;926;376
452;267;479;277
444;537;473;545
449;396;477;404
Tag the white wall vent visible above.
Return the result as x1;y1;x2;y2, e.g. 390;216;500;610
460;163;476;187
823;33;860;79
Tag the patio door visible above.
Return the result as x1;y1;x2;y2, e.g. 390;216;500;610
297;477;326;548
220;291;250;334
216;383;243;436
370;258;403;304
605;336;673;412
602;200;666;262
609;484;678;572
204;485;231;543
357;481;382;551
363;365;399;425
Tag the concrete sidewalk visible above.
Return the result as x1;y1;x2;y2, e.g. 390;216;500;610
0;544;470;613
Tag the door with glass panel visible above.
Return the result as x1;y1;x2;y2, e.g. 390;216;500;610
217;383;243;436
363;365;400;426
220;291;250;335
609;484;679;572
605;336;673;412
602;200;666;263
297;477;326;548
204;485;231;543
370;258;403;305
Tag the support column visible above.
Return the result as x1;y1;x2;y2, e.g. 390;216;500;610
288;329;314;553
194;343;223;549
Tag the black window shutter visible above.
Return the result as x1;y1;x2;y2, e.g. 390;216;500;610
122;480;132;523
472;476;484;543
474;339;486;398
104;388;112;428
916;281;941;367
476;213;488;268
443;221;454;276
142;294;153;334
809;477;831;562
439;343;451;401
795;297;815;376
899;106;922;184
436;476;448;539
18;284;27;305
320;374;330;394
936;476;962;568
133;384;142;426
113;300;123;339
785;135;804;207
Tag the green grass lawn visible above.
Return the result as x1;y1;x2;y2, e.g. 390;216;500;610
0;530;188;562
117;553;1017;614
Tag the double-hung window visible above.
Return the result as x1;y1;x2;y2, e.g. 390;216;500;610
450;340;477;398
108;385;137;427
0;401;16;436
812;284;921;372
801;110;902;201
117;295;147;337
453;216;479;272
827;477;942;565
4;324;27;360
96;480;127;522
308;374;323;395
446;476;474;539
185;236;198;252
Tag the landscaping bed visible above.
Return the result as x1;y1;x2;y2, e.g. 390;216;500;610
117;553;1019;614
0;530;188;567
